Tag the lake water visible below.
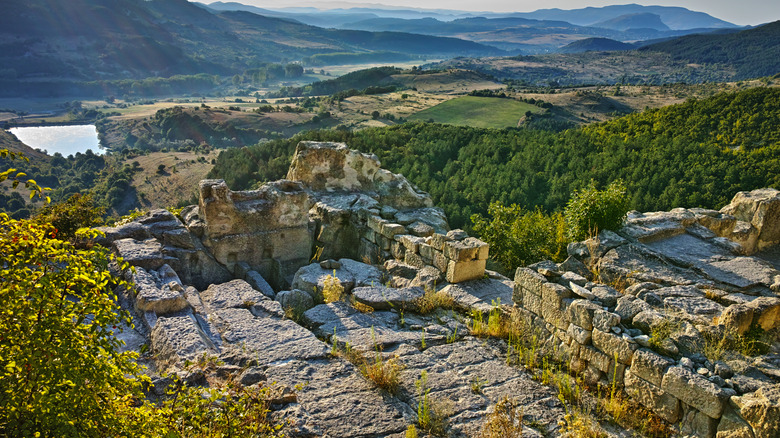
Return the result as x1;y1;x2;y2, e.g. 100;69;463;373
7;125;103;156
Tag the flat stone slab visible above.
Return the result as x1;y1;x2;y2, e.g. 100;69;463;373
265;359;410;437
352;285;425;311
131;267;188;315
598;244;706;286
114;238;176;271
395;339;566;437
291;259;383;299
200;279;268;310
212;308;329;366
151;314;214;370
645;233;733;266
303;302;434;351
702;257;779;289
439;278;513;313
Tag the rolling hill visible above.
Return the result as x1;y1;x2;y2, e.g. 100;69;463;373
559;38;636;53
641;21;780;79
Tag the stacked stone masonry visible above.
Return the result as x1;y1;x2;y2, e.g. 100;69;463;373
511;188;780;438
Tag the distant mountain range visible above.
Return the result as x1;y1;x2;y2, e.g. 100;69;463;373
507;4;736;30
593;12;670;31
205;2;738;30
203;2;742;53
0;0;501;84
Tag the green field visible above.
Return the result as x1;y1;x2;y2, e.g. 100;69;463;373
408;96;543;129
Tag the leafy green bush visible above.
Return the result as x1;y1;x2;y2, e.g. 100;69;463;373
0;214;146;436
472;202;568;272
564;180;630;241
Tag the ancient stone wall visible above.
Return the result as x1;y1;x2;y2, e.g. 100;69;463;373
297;142;489;284
510;188;780;437
195;179;313;289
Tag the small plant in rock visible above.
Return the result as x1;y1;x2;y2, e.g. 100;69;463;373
349;295;375;313
602;356;627;424
283;302;307;324
333;330;403;395
413;286;455;314
737;325;773;356
362;353;402;395
321;271;344;303
648;317;683;351
415;371;451;437
479;396;523;438
470;376;488;394
560;408;608;438
152;363;287;438
405;424;419;438
446;327;459;344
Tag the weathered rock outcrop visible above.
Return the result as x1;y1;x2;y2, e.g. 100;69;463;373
101;142;554;437
103;147;780;437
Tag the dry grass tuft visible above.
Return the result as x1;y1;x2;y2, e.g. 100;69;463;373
479;396;523;438
321;271;345;303
413;286;455;314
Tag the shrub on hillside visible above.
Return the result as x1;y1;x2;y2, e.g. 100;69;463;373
472;202;568;272
34;193;105;240
564;180;630;241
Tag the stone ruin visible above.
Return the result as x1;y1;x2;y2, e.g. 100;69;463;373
512;189;780;437
99;141;780;437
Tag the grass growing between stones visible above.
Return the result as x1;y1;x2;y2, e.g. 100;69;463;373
479;396;523;438
413;286;455;314
470;299;506;338
330;331;403;395
415;370;453;437
151;355;289;438
700;324;776;367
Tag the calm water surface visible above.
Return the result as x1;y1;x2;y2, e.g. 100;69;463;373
7;125;102;156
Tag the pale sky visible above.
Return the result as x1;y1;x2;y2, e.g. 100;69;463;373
236;0;780;26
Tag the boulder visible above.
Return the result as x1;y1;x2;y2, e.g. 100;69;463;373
151;315;214;371
731;384;780;438
351;285;425;311
746;297;780;331
631;348;674;386
201;280;268;310
131;267;188;315
719;304;755;335
276;289;315;313
615;296;652;323
624;369;681;423
567;300;602;331
721;188;780;253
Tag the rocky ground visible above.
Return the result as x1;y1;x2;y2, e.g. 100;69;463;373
103;142;779;437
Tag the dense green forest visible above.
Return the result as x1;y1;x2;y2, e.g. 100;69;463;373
210;87;780;229
0;149;139;218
